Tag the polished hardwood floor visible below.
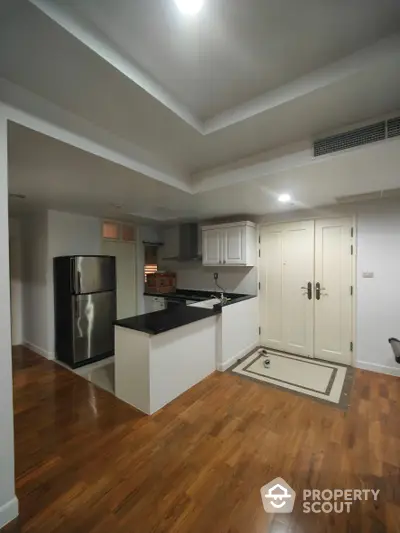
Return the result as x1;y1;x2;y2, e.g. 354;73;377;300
3;346;400;532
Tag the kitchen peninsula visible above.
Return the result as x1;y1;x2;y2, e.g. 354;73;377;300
114;291;259;415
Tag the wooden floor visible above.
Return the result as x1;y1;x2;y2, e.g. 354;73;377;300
4;346;400;533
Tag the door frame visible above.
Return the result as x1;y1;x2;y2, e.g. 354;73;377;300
258;215;356;366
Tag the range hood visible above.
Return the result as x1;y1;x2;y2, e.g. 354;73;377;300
163;223;200;262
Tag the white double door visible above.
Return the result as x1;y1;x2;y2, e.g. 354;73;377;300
260;218;353;364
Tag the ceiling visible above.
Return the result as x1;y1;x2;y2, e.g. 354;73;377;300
46;0;400;120
8;122;400;222
2;0;400;221
7;123;195;222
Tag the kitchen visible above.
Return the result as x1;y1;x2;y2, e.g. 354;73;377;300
50;219;259;406
115;220;259;414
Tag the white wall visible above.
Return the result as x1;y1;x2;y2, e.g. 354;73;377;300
9;217;23;345
356;207;400;376
0;110;18;528
171;263;258;295
46;210;102;354
22;211;50;357
22;209;102;358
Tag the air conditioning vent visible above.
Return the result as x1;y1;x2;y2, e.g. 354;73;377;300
388;116;400;139
314;122;386;157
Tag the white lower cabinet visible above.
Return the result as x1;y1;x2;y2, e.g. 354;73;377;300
144;296;166;313
202;222;256;267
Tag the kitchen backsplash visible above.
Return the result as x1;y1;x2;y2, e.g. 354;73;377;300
159;262;258;295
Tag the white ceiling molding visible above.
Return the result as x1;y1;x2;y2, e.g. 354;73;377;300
25;1;400;138
204;32;400;134
28;0;204;133
192;141;312;193
0;77;192;193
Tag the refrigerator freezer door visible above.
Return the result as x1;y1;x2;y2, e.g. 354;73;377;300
72;291;116;363
74;256;116;294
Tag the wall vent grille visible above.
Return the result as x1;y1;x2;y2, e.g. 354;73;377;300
388;117;400;139
314;122;386;157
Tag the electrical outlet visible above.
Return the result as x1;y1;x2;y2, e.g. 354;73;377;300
214;272;219;280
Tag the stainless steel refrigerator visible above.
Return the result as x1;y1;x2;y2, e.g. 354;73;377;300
54;256;116;368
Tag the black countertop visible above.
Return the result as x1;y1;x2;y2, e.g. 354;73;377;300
114;306;219;336
143;288;256;306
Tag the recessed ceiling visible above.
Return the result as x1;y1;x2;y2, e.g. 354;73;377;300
42;0;400;120
7;122;194;222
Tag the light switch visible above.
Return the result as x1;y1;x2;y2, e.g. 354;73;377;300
362;272;374;278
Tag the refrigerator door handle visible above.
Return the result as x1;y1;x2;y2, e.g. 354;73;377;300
74;267;81;295
75;297;80;319
70;258;76;293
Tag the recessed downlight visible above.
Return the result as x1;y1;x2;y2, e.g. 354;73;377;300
174;0;204;15
278;194;291;204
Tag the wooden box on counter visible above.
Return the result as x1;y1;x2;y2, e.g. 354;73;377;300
146;272;177;294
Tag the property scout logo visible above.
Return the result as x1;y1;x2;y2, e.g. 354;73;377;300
260;478;379;514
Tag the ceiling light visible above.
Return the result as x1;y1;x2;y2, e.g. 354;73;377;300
174;0;204;15
278;194;291;203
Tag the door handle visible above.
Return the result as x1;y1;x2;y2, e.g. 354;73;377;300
77;272;82;293
301;282;312;300
315;282;326;300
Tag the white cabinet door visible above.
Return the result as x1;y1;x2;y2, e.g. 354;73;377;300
202;229;222;266
102;240;137;319
224;226;245;265
144;296;154;314
314;218;352;365
153;297;166;311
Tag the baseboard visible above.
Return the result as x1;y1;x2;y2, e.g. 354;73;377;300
357;361;400;377
0;496;18;529
23;341;55;360
217;342;259;372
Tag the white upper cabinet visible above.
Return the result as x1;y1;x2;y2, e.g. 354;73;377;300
202;222;256;267
202;228;222;265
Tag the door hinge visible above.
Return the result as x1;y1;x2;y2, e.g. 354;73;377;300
351;227;354;238
259;250;261;258
259;282;261;291
259;327;261;335
259;235;261;244
350;285;353;296
350;244;354;255
350;342;353;352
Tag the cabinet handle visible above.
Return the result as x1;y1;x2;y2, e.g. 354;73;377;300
223;260;226;264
